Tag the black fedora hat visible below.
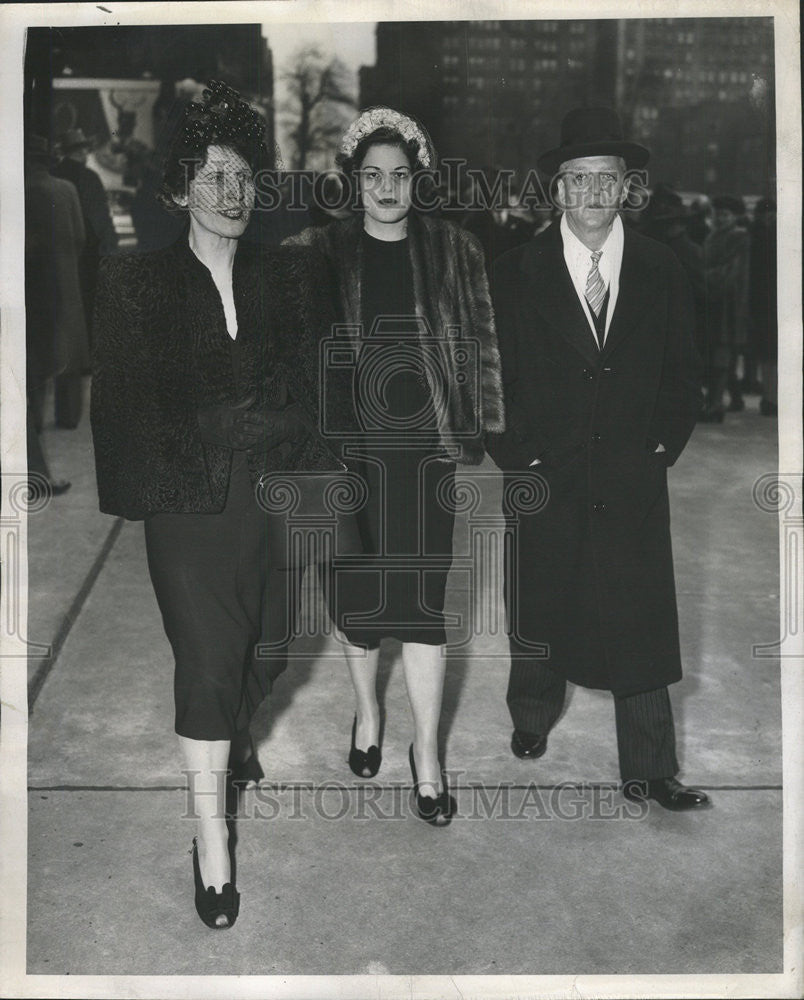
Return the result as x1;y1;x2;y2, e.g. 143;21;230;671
711;194;745;215
538;106;650;176
646;183;689;222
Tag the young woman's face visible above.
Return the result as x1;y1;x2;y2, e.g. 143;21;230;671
357;143;413;227
175;144;255;239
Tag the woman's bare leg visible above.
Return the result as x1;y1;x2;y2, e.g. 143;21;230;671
179;735;231;924
339;634;380;750
401;641;446;797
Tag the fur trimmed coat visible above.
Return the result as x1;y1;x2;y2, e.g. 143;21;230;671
91;237;347;520
284;213;505;464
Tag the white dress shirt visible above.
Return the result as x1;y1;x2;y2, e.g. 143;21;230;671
560;212;624;346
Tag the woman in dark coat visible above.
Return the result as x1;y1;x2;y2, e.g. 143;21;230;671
91;82;341;927
286;108;504;825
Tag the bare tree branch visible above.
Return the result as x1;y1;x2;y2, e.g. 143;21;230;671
280;44;357;169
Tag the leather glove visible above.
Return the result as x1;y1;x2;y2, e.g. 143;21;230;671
197;394;262;450
242;402;308;453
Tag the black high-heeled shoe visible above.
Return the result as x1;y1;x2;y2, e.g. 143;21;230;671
348;716;381;778
191;838;240;930
408;744;455;827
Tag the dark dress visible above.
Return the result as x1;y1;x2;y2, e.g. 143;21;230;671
331;232;456;648
144;333;299;741
92;236;345;740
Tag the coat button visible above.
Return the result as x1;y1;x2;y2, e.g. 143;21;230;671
583;368;596;380
592;432;602;443
593;501;606;512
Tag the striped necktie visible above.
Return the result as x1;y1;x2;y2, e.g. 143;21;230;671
585;250;606;317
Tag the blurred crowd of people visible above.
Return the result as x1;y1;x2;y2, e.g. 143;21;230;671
639;186;777;422
23;129;118;494
437;171;778;424
19;121;777;501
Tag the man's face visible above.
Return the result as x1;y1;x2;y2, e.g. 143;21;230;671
713;207;737;232
557;155;628;238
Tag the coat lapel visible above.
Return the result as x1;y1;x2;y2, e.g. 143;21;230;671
601;227;661;358
520;222;600;364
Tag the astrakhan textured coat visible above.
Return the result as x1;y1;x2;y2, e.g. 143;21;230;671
91;237;347;520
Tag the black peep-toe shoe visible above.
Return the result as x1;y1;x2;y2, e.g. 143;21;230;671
192;838;240;930
348;716;382;778
408;744;455;827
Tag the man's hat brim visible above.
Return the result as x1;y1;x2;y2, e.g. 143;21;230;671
538;140;650;177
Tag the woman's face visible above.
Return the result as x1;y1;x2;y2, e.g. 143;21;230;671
357;143;413;227
175;144;255;239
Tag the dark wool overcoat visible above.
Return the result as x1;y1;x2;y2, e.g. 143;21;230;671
91;237;348;520
25;166;89;386
486;220;702;696
284;213;505;463
52;157;119;328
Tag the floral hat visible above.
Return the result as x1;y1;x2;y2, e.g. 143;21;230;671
338;107;435;169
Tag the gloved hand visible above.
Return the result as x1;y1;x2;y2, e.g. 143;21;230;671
197;394;261;450
197;395;308;452
243;402;308;453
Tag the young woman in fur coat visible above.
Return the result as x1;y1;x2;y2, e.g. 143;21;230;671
285;108;504;826
91;83;344;928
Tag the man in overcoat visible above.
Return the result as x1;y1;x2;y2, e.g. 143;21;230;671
486;108;709;811
52;127;118;427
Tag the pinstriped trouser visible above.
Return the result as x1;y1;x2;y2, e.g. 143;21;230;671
507;659;679;781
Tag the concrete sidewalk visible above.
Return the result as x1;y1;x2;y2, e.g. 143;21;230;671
25;393;783;977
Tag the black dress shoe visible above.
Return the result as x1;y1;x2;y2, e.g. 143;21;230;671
348;716;381;778
408;744;455;827
511;730;547;760
623;777;711;811
191;838;239;929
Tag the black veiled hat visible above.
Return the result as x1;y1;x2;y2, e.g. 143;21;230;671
538;107;650;176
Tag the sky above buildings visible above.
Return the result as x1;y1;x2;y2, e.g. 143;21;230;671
263;20;377;161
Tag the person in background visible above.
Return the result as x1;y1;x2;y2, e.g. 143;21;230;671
687;195;712;246
24;133;88;496
642;184;706;366
52;127;118;428
748;197;778;417
700;194;750;422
